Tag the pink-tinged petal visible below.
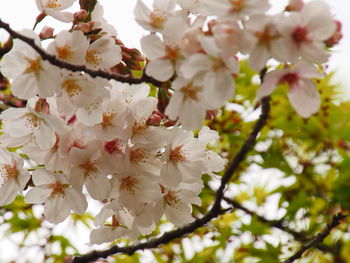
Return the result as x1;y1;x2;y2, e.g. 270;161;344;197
94;205;114;227
11;74;37;99
0;51;27;79
90;226;128;244
300;42;329;64
153;0;176;10
0;147;14;164
146;59;174;81
165;203;193;226
25;185;52;204
288;79;320;118
85;174;111;201
199;36;220;57
45;9;74;23
141;34;166;60
249;46;270;72
0;179;18;206
134;0;151;27
180;54;212;79
44;196;71;224
160;162;182;188
35;123;56;150
32;169;55;185
17;171;31;190
295;61;324;79
180;100;205;131
203;71;233;109
65;188;87;214
257;70;283;99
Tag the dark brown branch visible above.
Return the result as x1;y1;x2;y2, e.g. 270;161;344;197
283;213;346;263
71;98;270;262
0;19;163;87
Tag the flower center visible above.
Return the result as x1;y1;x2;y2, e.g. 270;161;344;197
24;113;40;129
169;145;188;163
0;164;18;185
291;26;309;46
80;160;98;177
86;49;102;66
104;139;123;155
121;176;140;195
164;191;181;208
49;181;65;198
150;9;167;29
165;45;180;61
278;72;300;87
102;110;116;128
129;148;148;163
24;56;42;76
180;83;199;101
45;0;62;9
62;79;82;97
255;24;280;49
56;45;73;61
229;0;244;12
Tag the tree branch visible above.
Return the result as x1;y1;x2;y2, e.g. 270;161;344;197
0;19;163;87
71;97;270;262
283;212;346;263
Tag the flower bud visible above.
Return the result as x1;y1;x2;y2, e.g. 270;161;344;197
74;22;93;33
146;113;162;126
39;26;54;40
285;0;304;12
74;9;89;22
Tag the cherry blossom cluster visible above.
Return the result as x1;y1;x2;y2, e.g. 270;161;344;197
0;0;341;245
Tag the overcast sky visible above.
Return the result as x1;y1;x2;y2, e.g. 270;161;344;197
0;0;349;94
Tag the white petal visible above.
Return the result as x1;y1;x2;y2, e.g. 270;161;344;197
288;79;320;118
146;59;174;81
44;196;71;224
65;188;88;214
141;34;166;59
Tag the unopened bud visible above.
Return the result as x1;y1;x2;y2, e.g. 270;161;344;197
74;22;93;33
285;0;304;11
205;110;217;121
146;113;162;126
39;26;54;40
34;98;50;114
74;9;89;22
325;20;343;47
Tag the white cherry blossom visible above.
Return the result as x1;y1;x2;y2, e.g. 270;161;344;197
36;0;76;22
0;30;61;99
258;61;323;118
25;170;87;224
0;148;30;206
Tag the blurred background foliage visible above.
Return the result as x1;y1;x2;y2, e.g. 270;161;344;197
0;38;349;262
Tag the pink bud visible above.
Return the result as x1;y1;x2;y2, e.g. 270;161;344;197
74;9;88;22
146;114;162;126
74;22;93;33
285;0;304;11
39;26;54;40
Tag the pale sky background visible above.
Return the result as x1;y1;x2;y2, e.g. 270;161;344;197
0;0;349;262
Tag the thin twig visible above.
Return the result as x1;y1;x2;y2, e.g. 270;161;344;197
71;98;270;263
0;19;163;87
283;212;346;263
